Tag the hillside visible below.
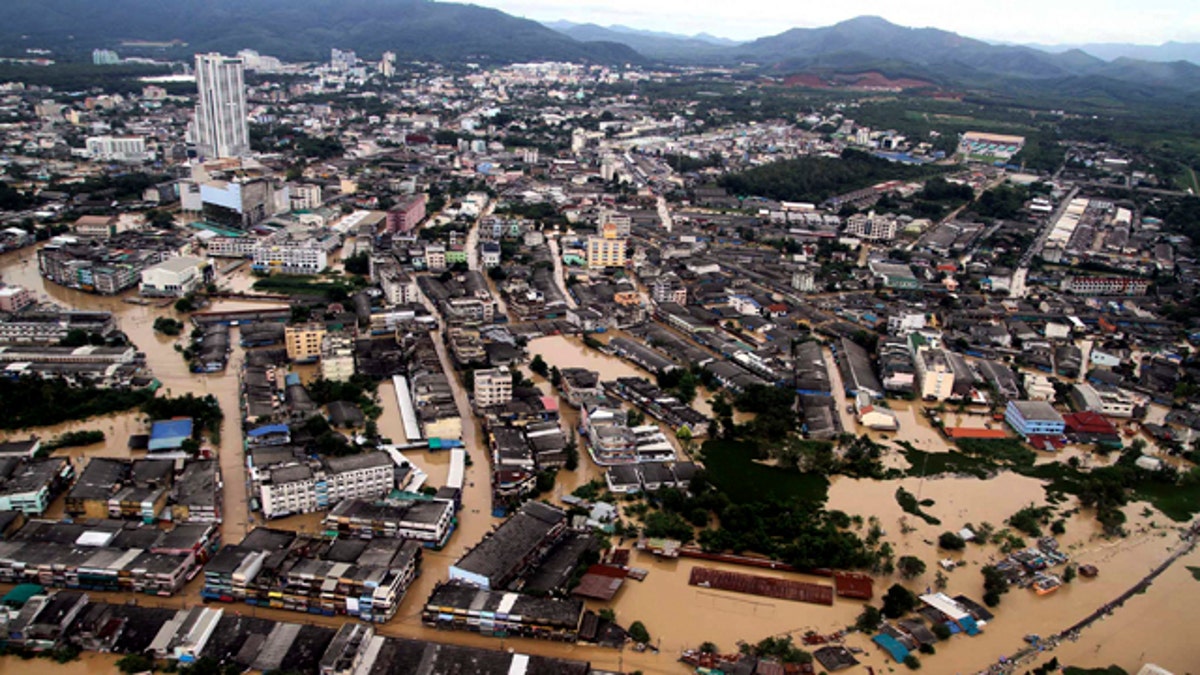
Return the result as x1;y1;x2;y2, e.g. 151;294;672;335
548;22;738;61
0;0;640;64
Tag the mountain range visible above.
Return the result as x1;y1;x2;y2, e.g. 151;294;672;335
1026;41;1200;65
0;2;1197;105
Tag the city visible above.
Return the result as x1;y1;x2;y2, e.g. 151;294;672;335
0;4;1198;675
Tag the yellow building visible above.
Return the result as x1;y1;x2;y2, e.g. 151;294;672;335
586;221;627;269
285;323;327;363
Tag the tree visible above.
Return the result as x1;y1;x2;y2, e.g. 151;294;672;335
904;654;922;669
699;641;719;654
1063;564;1077;583
898;555;927;580
117;654;155;673
628;620;651;644
881;583;917;619
549;366;562;387
854;605;883;632
981;565;1009;607
530;354;549;377
938;531;966;550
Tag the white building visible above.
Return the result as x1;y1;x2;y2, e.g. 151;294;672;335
86;135;153;162
1024;373;1057;401
844;211;897;241
321;334;356;382
252;239;328;274
139;256;210;297
379;267;418;305
205;236;257;258
194;53;249;159
258;453;394;519
289;183;323;211
474;367;512;408
914;347;955;401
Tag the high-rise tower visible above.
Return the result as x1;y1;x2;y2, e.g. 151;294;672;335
194;53;249;159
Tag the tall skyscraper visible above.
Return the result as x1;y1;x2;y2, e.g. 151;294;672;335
194;53;249;159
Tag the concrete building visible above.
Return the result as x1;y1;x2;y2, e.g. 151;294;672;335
139;256;211;297
423;582;583;642
844;211;897;241
1069;383;1135;418
448;501;567;590
251;237;328;274
285;323;327;363
385;195;427;234
194;53;250;159
86;135;153;162
0;286;35;312
586;221;627;269
324;498;456;547
914;346;957;401
289;184;323;211
1060;276;1150;296
257;453;395;520
1005;400;1066;439
474;367;513;408
321;334;356;381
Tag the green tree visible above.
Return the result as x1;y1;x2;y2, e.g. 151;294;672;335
628;620;651;644
882;583;917;618
117;654;155;674
898;555;927;579
530;354;549;377
938;531;966;550
854;605;883;632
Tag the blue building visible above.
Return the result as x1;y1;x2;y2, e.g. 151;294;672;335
1005;400;1065;439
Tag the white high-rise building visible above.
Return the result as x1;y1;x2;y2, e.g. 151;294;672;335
194;53;249;159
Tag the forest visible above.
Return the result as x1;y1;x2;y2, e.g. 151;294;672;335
719;148;946;203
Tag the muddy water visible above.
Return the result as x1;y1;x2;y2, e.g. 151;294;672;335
828;471;1197;673
0;246;278;545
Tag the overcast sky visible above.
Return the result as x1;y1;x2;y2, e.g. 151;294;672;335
463;0;1200;45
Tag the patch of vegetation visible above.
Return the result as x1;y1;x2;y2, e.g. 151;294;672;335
154;316;184;336
141;393;224;443
938;531;966;550
1062;667;1127;675
1187;566;1200;582
307;374;382;420
882;583;918;618
253;274;367;302
742;636;812;664
720;148;949;203
982;564;1009;607
895;486;941;525
0;376;152;430
1007;504;1054;537
42;429;105;452
954;437;1037;467
701;439;828;506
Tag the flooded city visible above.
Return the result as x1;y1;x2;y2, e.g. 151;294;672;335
4;234;1197;674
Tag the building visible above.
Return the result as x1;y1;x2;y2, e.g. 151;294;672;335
385;196;427;234
139;256;211;297
324;498;456;547
586;222;627;269
1005;400;1066;439
194;53;250;159
86;135;153;162
320;334;356;381
914;346;957;401
423;582;584;642
290;184;323;211
0;286;35;313
474;368;513;408
1060;276;1150;296
448;501;567;590
844;211;897;241
285;323;327;363
204;235;256;258
1069;383;1135;418
0;458;74;515
0;310;116;344
256;453;395;520
251;237;328;275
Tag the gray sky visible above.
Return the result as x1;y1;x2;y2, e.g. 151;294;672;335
463;0;1200;45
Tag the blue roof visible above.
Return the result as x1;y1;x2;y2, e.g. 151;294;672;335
148;418;193;450
247;424;290;437
960;615;982;636
285;373;301;386
872;634;910;662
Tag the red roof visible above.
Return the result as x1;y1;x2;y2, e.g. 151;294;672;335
1063;411;1118;434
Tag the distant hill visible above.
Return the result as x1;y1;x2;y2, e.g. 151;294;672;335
0;0;640;64
1030;41;1200;65
723;17;1200;101
546;21;739;61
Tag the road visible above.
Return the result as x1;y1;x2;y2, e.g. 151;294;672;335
545;236;578;309
1021;185;1080;268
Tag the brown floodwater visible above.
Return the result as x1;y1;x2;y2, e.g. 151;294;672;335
4;247;1198;675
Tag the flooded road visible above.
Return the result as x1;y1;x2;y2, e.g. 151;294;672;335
4;244;1199;674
